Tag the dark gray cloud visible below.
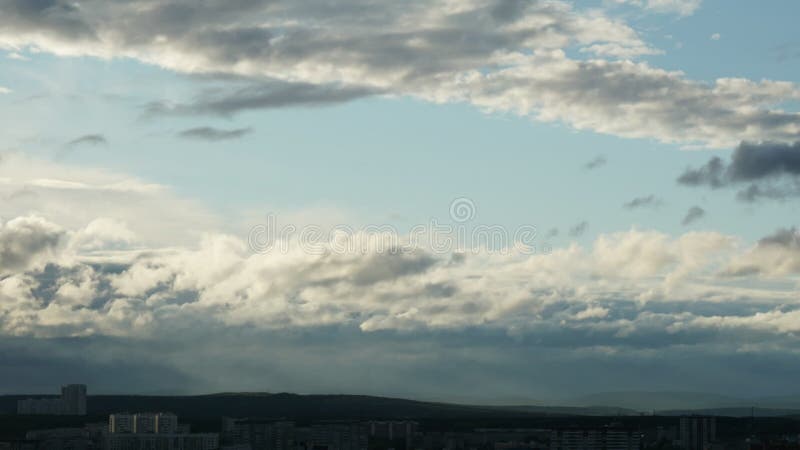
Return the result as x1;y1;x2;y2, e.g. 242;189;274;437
568;221;588;237
681;206;706;226
178;126;252;142
623;195;663;210
0;0;97;41
350;251;437;286
583;155;607;170
678;156;727;188
490;0;532;23
145;82;376;117
735;182;800;203
774;42;800;63
728;141;800;181
678;141;800;201
0;336;198;396
4;319;800;401
66;134;107;147
422;282;457;298
759;227;800;249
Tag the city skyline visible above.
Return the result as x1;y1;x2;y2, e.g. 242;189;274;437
1;0;800;402
0;383;795;449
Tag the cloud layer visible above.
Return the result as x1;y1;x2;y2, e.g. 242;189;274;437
0;153;799;397
1;0;798;147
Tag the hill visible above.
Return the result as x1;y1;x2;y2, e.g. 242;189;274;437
0;393;582;419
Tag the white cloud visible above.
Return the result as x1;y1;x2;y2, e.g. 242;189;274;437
456;51;800;148
0;152;219;247
614;0;702;16
0;86;11;94
711;33;721;41
7;51;28;60
724;228;800;278
0;0;795;148
0;207;796;343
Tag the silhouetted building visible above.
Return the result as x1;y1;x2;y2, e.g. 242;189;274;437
221;419;368;450
61;384;88;415
17;384;87;416
221;419;295;450
679;416;716;450
550;427;641;450
106;433;218;450
107;413;218;450
24;428;94;450
110;412;180;434
311;422;368;450
368;421;418;450
0;440;37;450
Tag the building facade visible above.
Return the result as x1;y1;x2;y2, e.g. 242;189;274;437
549;428;641;450
17;385;87;416
679;416;716;450
107;412;218;450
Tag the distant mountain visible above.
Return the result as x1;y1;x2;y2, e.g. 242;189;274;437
658;407;800;417
567;391;744;411
0;392;603;419
750;394;800;410
566;391;800;414
4;391;800;419
494;405;639;417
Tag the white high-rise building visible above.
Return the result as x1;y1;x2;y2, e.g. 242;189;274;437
110;413;134;433
107;413;218;450
156;413;179;434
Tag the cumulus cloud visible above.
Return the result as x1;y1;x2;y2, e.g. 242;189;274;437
681;206;706;226
0;86;11;94
0;0;796;147
678;141;800;201
0;184;797;396
0;217;769;340
724;227;800;278
178;126;253;141
0;216;64;274
623;195;663;210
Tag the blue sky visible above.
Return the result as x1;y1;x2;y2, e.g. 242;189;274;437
3;27;797;244
1;0;800;400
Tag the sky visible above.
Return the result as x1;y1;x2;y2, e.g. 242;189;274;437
1;0;800;403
